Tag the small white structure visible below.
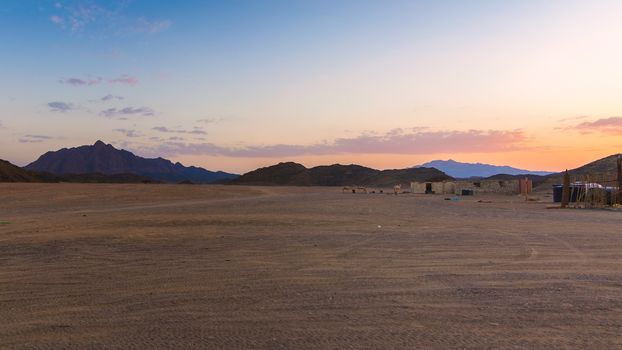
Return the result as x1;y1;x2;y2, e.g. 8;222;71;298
393;184;402;195
410;181;455;194
411;179;522;195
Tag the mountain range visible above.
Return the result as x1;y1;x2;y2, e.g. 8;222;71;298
417;159;553;178
230;162;452;187
1;141;620;187
24;140;238;183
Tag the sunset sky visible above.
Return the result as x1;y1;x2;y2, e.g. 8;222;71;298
1;0;621;174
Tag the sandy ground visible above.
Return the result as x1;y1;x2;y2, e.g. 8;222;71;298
1;183;622;349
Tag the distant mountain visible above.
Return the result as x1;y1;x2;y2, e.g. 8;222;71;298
230;162;452;187
25;140;238;183
417;159;553;178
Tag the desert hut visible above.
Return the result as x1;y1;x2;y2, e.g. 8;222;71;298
410;181;455;194
412;179;530;195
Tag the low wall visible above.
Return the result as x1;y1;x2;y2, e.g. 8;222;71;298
410;181;455;194
454;180;519;195
411;180;521;195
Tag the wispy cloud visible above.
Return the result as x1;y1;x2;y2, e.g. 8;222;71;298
132;18;171;34
89;94;124;103
113;128;141;138
19;135;52;143
574;117;622;135
197;117;225;124
48;1;118;33
101;94;124;101
108;74;139;86
557;115;589;123
59;77;102;86
138;128;530;158
100;106;154;118
48;1;171;36
48;101;74;112
59;75;138;87
49;15;63;25
152;126;207;135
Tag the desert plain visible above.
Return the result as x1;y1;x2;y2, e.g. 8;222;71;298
1;183;622;349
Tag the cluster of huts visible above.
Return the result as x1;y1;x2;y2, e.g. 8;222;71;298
410;179;532;195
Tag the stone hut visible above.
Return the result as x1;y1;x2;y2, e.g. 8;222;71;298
410;181;456;194
411;179;530;195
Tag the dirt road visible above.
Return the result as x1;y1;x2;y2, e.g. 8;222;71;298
1;183;622;349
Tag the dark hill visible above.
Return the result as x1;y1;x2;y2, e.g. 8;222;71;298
542;153;622;182
306;164;379;186
232;162;309;185
25;140;238;183
366;167;453;188
0;159;53;182
534;153;622;190
1;158;154;183
230;162;452;187
562;153;622;177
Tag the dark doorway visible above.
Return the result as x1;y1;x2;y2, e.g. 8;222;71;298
425;183;433;194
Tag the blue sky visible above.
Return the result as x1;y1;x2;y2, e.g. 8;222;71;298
1;0;621;172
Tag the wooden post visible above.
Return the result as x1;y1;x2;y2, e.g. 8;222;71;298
519;177;532;200
561;170;570;208
617;156;622;205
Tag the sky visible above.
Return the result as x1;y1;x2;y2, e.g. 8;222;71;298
1;0;621;174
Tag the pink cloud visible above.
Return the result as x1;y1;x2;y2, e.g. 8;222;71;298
575;117;622;135
108;74;139;86
135;128;531;158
